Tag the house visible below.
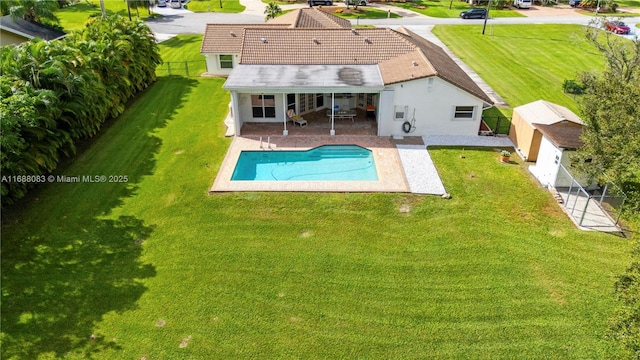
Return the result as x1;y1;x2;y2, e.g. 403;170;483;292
0;15;66;46
508;100;583;161
200;8;493;137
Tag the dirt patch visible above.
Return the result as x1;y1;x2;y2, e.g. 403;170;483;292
179;335;192;348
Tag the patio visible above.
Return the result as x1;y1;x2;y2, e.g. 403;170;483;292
240;108;378;137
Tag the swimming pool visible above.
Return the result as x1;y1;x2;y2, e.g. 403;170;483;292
231;145;378;181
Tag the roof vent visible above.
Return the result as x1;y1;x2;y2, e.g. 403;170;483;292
351;28;357;35
230;31;235;36
412;61;418;66
313;38;320;44
260;37;267;43
364;37;371;44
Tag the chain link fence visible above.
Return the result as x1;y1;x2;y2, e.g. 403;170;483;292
156;60;207;77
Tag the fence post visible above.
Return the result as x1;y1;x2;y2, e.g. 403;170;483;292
167;62;171;75
579;195;590;226
185;61;189;77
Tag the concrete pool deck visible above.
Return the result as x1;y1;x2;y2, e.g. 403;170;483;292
210;136;410;193
210;134;515;195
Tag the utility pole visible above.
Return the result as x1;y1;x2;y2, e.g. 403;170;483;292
482;0;492;35
99;0;106;19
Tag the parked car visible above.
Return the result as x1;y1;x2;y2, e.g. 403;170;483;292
460;8;487;19
513;0;531;9
169;0;181;8
308;0;333;5
568;0;581;7
345;0;368;5
156;0;166;6
605;20;631;34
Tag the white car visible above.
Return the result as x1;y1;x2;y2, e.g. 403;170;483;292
156;0;167;6
169;0;181;8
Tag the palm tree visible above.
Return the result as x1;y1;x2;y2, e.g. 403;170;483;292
264;2;281;21
8;0;59;24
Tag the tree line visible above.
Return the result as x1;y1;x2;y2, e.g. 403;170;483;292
1;14;162;206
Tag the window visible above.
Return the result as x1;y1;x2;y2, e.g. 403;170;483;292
453;106;476;120
251;95;276;118
219;54;233;69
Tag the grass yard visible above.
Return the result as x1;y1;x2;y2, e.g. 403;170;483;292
324;6;402;18
156;35;207;76
183;0;246;13
56;0;154;31
391;0;524;18
0;72;635;357
433;24;606;113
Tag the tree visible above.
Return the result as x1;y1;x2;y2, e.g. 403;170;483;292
573;19;640;213
8;0;59;24
264;2;281;21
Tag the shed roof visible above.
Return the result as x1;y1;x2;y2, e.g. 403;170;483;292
534;123;584;150
0;15;66;41
514;100;583;126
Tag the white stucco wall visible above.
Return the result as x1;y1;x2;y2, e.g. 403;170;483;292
377;77;485;137
529;136;563;187
204;53;239;76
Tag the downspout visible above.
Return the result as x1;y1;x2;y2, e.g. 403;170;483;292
282;94;288;136
330;93;335;136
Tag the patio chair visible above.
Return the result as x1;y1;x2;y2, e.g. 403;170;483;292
287;109;307;127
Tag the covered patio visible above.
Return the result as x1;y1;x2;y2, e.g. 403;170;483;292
224;64;384;137
240;108;378;137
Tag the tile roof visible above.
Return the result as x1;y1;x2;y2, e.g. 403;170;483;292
239;28;417;65
0;15;66;41
534;123;584;149
396;27;492;104
201;9;492;104
200;24;289;54
268;8;351;28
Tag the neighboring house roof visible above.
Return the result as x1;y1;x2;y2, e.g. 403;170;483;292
534;123;584;150
268;8;351;29
514;100;583;126
0;15;66;41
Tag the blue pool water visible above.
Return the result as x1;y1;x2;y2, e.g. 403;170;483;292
231;145;378;181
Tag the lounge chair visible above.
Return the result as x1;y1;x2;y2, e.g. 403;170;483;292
287;109;307;127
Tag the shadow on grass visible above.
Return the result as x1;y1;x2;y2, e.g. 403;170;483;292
0;77;200;358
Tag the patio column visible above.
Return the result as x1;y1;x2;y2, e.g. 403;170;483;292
282;94;288;136
330;92;335;136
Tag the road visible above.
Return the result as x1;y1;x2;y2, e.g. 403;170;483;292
146;0;639;37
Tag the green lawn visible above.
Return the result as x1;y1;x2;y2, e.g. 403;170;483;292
327;6;402;18
391;0;524;18
1;23;637;359
1;79;634;357
434;24;606;113
156;34;207;76
184;0;246;13
56;1;151;31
